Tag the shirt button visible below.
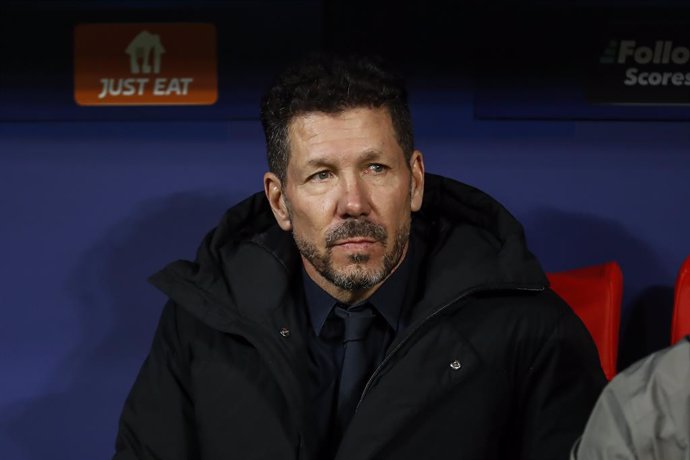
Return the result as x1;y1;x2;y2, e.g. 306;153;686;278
280;328;291;337
449;360;462;370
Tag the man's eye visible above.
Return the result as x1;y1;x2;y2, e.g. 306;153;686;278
309;170;332;181
368;164;386;173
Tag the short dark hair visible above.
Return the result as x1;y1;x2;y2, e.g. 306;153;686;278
260;53;415;183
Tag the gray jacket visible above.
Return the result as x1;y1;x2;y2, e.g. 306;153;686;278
571;336;690;460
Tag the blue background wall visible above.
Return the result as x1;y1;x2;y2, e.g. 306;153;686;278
1;1;689;459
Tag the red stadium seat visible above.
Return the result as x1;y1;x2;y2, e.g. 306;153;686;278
671;255;690;345
547;262;623;381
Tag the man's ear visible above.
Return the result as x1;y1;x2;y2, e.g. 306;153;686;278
264;172;292;231
409;150;425;212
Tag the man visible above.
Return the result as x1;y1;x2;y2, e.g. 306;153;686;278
113;54;605;460
571;336;690;459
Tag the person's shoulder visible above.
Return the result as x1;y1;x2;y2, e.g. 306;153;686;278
472;286;574;326
608;337;690;398
457;287;592;357
155;299;228;347
457;286;605;385
574;337;690;460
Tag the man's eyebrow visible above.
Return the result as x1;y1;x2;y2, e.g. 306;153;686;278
305;157;335;169
360;150;384;162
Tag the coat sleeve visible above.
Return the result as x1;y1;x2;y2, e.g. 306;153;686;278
516;307;607;460
112;302;199;460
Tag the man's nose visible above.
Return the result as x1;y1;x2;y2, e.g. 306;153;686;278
337;176;371;218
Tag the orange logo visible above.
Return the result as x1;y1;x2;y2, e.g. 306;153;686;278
74;23;217;106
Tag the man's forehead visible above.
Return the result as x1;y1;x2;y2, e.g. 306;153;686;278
287;107;394;146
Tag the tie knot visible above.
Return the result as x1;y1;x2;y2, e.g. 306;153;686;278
334;304;376;343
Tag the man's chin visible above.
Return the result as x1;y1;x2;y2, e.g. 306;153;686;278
333;254;380;271
332;260;385;281
329;270;384;292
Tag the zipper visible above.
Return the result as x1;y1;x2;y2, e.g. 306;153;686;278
355;284;545;410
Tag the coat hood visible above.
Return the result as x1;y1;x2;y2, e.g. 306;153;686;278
149;173;548;328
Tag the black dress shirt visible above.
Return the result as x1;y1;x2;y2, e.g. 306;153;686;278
301;241;418;458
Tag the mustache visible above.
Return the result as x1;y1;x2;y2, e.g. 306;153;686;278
325;219;387;247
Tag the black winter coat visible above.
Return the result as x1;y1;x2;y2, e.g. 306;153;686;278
113;174;606;460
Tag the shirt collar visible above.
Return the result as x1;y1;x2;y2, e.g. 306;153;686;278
302;240;415;336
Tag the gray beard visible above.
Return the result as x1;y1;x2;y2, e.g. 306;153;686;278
293;218;409;291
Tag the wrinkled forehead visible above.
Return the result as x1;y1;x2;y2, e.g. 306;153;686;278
285;107;400;167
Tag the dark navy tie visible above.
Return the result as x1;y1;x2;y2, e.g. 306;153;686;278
334;303;377;433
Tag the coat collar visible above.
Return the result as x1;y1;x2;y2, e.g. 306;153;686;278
149;173;548;331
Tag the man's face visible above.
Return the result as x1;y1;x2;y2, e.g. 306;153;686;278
265;107;424;300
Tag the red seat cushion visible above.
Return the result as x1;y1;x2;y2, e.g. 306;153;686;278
547;262;623;380
672;256;690;344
